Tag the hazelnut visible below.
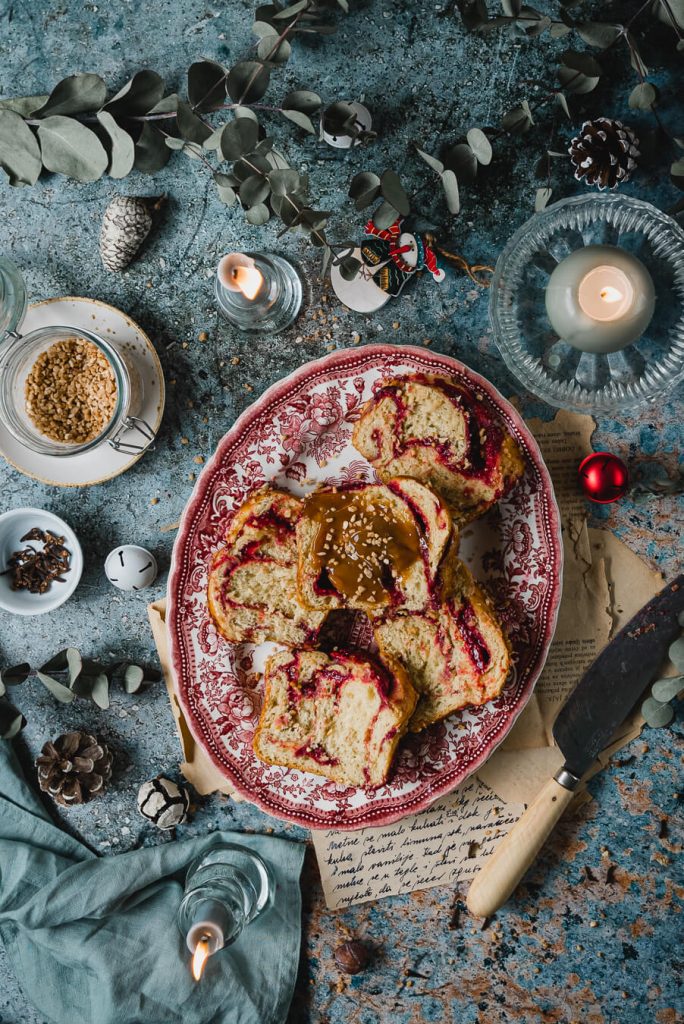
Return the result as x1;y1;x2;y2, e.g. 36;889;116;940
334;939;369;974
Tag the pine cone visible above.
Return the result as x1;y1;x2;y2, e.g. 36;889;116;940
36;731;113;806
569;118;639;190
99;195;163;272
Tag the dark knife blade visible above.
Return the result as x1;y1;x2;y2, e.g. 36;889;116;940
553;575;684;781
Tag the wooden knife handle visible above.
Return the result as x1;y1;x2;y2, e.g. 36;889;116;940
466;776;575;919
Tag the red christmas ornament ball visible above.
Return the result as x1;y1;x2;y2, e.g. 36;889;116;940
578;452;629;504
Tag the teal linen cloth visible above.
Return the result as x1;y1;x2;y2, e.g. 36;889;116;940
0;740;305;1024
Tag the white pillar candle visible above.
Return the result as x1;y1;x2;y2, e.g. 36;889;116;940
545;244;655;354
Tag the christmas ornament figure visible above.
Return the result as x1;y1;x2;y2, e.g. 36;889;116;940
137;776;190;829
579;451;629;503
569;118;639;191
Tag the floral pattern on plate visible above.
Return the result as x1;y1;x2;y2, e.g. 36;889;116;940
168;345;563;829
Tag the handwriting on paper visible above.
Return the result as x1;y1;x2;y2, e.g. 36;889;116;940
312;778;523;910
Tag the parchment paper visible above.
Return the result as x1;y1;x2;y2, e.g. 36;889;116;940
148;410;664;911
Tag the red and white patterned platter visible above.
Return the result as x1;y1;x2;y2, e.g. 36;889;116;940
168;345;563;830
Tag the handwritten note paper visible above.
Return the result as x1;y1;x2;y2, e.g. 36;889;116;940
312;779;524;909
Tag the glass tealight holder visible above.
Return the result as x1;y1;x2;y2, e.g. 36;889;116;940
215;252;302;333
177;842;274;979
489;195;684;414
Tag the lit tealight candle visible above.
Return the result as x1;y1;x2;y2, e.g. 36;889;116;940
215;251;302;333
545;245;655;354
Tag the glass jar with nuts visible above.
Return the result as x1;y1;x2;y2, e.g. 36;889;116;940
0;258;155;458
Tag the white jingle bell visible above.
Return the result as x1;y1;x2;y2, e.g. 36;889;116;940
105;545;157;591
137;777;190;830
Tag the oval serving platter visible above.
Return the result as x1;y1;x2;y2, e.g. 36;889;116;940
168;345;563;830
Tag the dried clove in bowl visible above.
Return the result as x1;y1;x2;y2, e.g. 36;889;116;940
1;528;71;594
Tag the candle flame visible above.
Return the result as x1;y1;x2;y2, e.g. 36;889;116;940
192;938;211;981
599;286;623;304
231;264;263;300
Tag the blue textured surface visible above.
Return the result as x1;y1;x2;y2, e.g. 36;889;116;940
0;2;682;1022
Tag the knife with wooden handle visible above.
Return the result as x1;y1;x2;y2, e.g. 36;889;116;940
467;575;684;919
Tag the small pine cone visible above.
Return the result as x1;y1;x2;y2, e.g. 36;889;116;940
569;118;639;190
99;195;163;272
36;731;113;806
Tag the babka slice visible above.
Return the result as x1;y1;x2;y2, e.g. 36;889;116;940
253;648;417;787
374;559;511;732
352;374;525;525
208;486;326;647
296;478;453;616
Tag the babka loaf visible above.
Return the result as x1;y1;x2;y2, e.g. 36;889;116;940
253;648;418;787
374;556;511;731
296;478;453;616
352;374;525;524
208;486;326;647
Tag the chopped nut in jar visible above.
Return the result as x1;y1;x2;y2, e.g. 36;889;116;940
24;337;117;444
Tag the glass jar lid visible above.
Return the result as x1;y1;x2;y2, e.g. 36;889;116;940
0;257;28;339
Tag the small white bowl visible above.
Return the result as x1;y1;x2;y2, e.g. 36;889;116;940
0;507;83;615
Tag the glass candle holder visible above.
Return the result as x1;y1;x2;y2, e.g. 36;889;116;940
177;842;274;980
489;195;684;414
215;252;302;333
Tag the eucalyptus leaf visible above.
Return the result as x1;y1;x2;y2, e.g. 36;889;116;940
558;51;601;94
441;169;460;214
669;636;684;671
0;702;25;739
272;0;310;18
105;70;166;117
577;21;621;48
269;168;300;195
234;106;260;122
283;90;321;114
443;142;478;183
203;124;227;150
32;74;107;118
147;93;179;115
339;255;362;281
0;662;31;692
501;102;533;134
671;158;684;190
466;127;492;165
555;92;570;119
281;109;315;133
641;696;674;728
176;99;212;144
219;117;259;160
415;147;444;175
227;61;270;104
96;111;135;178
277;195;304;227
629;83;657;110
252;19;277;37
502;0;522;14
0;109;42;186
0;94;49;116
188;60;227;112
240;174;271;205
36;672;76;703
535;186;553;211
37;115;108;181
233;152;271;181
40;648;82;685
123;664;145;694
380;170;409;216
349;170;381;210
651;677;683;703
373;200;401;231
257;35;292;63
214;178;237;206
91;673;110;709
627;32;648;77
246;203;270;225
134;123;171;173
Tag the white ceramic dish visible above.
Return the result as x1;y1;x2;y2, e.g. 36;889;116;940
0;296;165;486
0;507;83;615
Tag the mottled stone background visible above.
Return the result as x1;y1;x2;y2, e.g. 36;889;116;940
0;2;682;1022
